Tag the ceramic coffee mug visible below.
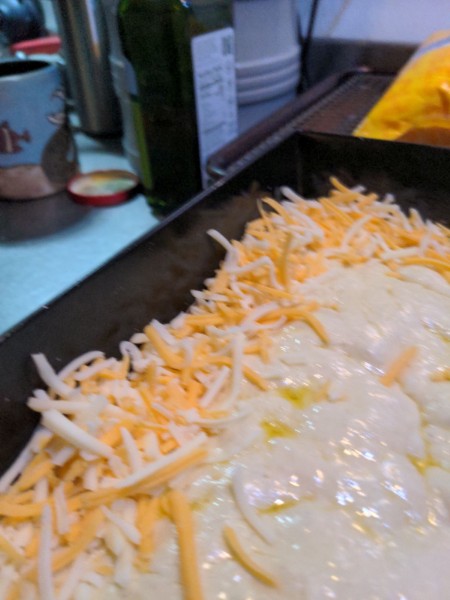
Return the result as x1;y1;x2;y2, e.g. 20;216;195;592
0;59;78;200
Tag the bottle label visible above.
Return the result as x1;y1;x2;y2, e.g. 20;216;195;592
124;58;139;97
191;27;238;188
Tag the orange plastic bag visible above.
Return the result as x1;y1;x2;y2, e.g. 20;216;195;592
354;30;450;146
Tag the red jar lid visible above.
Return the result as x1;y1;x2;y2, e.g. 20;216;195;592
10;36;62;55
67;170;140;206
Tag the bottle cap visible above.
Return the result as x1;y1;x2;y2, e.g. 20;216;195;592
10;36;62;55
67;170;140;206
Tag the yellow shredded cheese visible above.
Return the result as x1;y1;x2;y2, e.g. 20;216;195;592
380;346;418;387
5;581;21;600
135;496;158;569
168;490;204;600
0;532;25;564
223;525;278;588
0;500;43;519
430;367;450;382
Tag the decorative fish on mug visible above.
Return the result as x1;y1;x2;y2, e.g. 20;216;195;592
0;121;31;154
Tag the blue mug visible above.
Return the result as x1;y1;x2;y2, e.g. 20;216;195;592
0;59;78;200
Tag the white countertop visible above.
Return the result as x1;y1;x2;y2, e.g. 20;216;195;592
0;133;159;336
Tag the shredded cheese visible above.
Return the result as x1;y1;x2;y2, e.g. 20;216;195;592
42;410;113;458
223;525;278;587
28;508;104;580
430;367;450;382
0;532;25;565
37;505;56;600
1;179;448;598
168;490;204;600
101;506;141;546
53;483;69;535
57;350;104;381
0;428;44;493
113;433;207;490
380;346;418;387
57;555;86;600
32;354;73;398
231;466;275;544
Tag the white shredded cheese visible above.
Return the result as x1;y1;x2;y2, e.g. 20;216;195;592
0;425;52;493
104;522;127;557
339;214;373;252
101;506;141;546
239;301;279;332
199;366;230;408
113;540;133;588
57;555;86;600
113;432;207;489
186;407;251;428
207;228;239;269
27;397;91;414
142;431;162;459
48;445;75;467
108;456;129;479
32;353;74;398
152;402;174;420
38;505;56;600
57;351;104;381
42;410;113;458
150;319;178;346
33;476;49;503
231;466;275;545
227;333;245;407
73;358;116;381
120;341;142;363
120;427;143;472
82;571;105;588
83;464;99;491
54;483;69;535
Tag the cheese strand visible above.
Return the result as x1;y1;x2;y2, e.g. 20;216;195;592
168;490;204;600
223;525;278;588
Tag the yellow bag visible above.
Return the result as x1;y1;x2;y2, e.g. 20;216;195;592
354;30;450;146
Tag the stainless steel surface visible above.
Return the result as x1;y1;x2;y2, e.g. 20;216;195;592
53;0;121;135
307;38;414;86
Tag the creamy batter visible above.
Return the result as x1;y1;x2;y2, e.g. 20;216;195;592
1;183;449;600
99;262;450;600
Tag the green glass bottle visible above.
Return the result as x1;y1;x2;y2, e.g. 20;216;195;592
118;0;237;214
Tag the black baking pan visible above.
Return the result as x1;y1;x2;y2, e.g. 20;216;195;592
1;131;450;475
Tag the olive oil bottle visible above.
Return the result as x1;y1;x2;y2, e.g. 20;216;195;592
118;0;237;214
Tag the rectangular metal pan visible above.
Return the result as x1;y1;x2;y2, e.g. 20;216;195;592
1;131;449;474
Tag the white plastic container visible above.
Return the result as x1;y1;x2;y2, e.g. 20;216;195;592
234;0;299;64
236;46;300;78
233;0;300;133
237;71;299;104
237;60;299;92
237;70;299;132
237;89;297;132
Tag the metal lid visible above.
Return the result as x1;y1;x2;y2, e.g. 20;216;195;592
67;170;140;206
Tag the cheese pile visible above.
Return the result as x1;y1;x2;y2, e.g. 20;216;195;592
0;179;449;600
354;30;450;146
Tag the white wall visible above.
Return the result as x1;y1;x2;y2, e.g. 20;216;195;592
40;0;57;33
298;0;450;44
